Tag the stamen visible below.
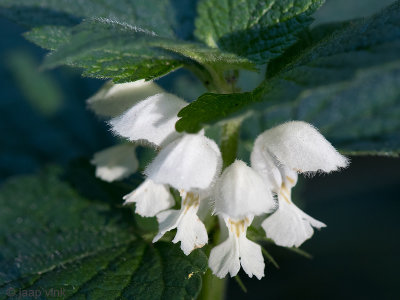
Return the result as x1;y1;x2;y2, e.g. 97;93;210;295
280;183;292;204
281;183;290;194
286;176;295;185
228;218;247;238
182;192;200;214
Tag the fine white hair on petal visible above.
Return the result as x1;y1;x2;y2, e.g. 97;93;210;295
251;139;282;192
262;197;326;248
123;179;174;217
109;93;187;148
145;134;222;191
213;160;275;219
255;121;349;173
90;144;138;182
197;195;212;221
86;80;164;118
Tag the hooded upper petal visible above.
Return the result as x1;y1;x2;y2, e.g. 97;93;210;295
213;160;275;219
109;93;186;148
250;141;282;192
87;80;164;118
91;144;138;182
145;134;222;191
123;179;174;217
253;121;349;174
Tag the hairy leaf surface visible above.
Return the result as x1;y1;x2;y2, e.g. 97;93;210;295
0;168;207;299
41;18;253;82
195;0;324;63
178;1;400;155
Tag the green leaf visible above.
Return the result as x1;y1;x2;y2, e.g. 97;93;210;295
0;167;207;299
0;0;177;37
40;19;183;82
195;0;324;64
258;60;400;156
178;1;400;156
0;0;200;58
2;1;255;81
23;26;72;50
159;42;255;71
41;18;253;82
176;92;255;133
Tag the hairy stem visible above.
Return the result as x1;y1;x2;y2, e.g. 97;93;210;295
221;120;241;169
197;65;240;300
198;225;227;300
204;65;241;170
198;269;226;300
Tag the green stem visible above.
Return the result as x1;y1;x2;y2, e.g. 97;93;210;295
203;65;241;170
221;120;241;170
204;65;232;93
198;269;226;300
198;226;227;300
197;65;240;300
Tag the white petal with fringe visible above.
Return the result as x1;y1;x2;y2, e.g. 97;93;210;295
91;144;138;182
109;93;186;147
123;179;174;217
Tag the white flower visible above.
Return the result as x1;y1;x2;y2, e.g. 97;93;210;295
249;137;282;193
153;191;208;255
213;160;275;219
251;121;349;178
145;133;222;191
91;144;138;182
109;93;187;148
146;133;222;254
87;80;164;118
251;121;348;247
209;160;275;279
260;166;326;247
123;179;174;217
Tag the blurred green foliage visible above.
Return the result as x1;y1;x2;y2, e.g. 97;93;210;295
6;50;63;116
0;0;398;299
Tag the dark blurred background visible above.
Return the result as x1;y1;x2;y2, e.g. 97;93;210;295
228;156;400;300
0;0;399;299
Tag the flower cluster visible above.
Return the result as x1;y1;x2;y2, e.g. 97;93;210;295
89;80;349;279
